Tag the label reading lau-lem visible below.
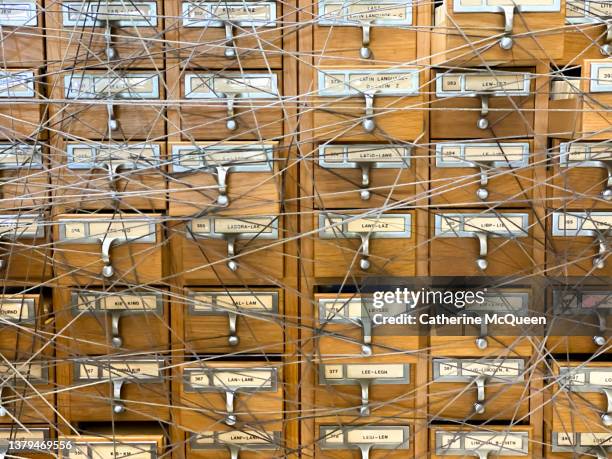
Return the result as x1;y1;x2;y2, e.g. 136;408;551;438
76;294;158;311
0;2;37;26
345;217;407;233
191;293;274;311
213;218;274;234
183;2;274;22
0;298;32;320
347;429;404;444
556;213;612;231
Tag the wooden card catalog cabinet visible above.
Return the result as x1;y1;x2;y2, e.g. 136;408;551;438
0;361;53;423
179;362;282;430
549;60;612;140
0;427;51;459
316;293;418;355
169;142;279;216
65;357;168;421
314;212;415;277
550;141;612;208
316;359;414;419
314;0;416;65
431;71;534;139
432;0;564;65
184;289;283;353
53;142;165;210
317;425;411;458
0;0;43;67
315;144;414;208
432;428;531;459
179;215;283;284
0;143;47;210
564;0;612;62
0;70;42;140
550;212;612;276
49;71;164;139
550;432;612;459
431;212;533;276
54;288;167;354
46;0;163;68
432;141;532;206
59;435;164;458
553;363;612;431
430;289;533;356
0;213;50;282
0;294;50;354
178;1;281;68
188;430;282;458
430;358;528;421
54;214;162;285
180;72;283;140
314;68;423;141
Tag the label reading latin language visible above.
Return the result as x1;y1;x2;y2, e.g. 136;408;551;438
191;293;274;312
348;73;416;91
319;69;418;96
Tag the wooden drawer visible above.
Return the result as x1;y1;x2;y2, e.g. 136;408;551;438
429;358;529;421
315;355;415;420
175;215;284;284
549;59;612;140
59;356;169;421
45;0;164;68
0;427;54;458
313;67;424;142
187;428;284;458
0;1;44;68
177;361;283;431
314;144;414;208
0;143;48;210
48;70;165;140
177;72;283;140
431;211;535;276
430;288;534;357
315;293;418;355
52;141;166;211
548;211;612;276
53;213;164;285
0;361;54;424
547;430;612;458
183;288;284;354
314;0;417;66
552;362;612;432
316;424;411;458
174;0;282;68
54;288;168;355
431;426;532;459
432;0;565;66
0;293;52;355
562;1;611;63
313;211;416;278
0;70;43;140
431;70;535;139
168;141;280;216
431;140;533;207
59;433;165;458
549;140;612;209
0;213;51;283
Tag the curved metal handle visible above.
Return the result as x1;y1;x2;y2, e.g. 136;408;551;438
0;386;6;417
104;21;116;60
107;102;118;132
475;160;495;201
362;91;376;133
474;451;490;459
358;162;372;200
111;312;122;348
476;320;489;349
474;232;489;270
477;94;490;130
105;162;120;193
360;21;372;59
593;309;607;347
225;93;238;131
601;23;612;55
358;444;373;459
356;316;373;356
358;233;371;271
228;444;240;459
215;166;230;207
358;380;371;416
100;237;118;278
225;390;236;425
111;379;125;414
601;387;612;426
592;232;609;270
592;160;612;201
228;311;239;346
224;21;237;58
473;374;487;414
225;234;239;272
499;5;515;50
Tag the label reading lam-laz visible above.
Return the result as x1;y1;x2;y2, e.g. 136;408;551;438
319;213;412;238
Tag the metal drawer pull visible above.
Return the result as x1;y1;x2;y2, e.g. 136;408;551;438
224;93;238;131
107;102;119;132
358;233;371;270
363;91;377;132
360;21;372;59
593;159;612;201
499;5;516;50
111;378;126;413
104;21;117;60
474;232;488;270
224;22;237;58
602;24;612;55
477;93;490;130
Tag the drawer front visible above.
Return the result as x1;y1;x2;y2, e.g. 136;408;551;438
54;288;168;355
313;68;424;141
184;289;283;353
179;72;283;140
177;215;284;284
431;71;535;138
549;431;612;458
563;1;610;61
431;427;532;459
49;71;165;139
0;213;50;282
316;424;411;458
179;363;283;430
0;143;46;210
314;0;416;65
314;211;416;277
188;430;283;458
53;141;166;210
431;211;534;276
431;141;532;206
0;0;43;67
0;361;53;423
429;358;528;421
0;294;50;354
64;357;169;421
583;60;612;138
53;213;163;285
314;144;414;208
0;70;42;139
169;142;280;216
46;0;164;67
177;1;282;68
